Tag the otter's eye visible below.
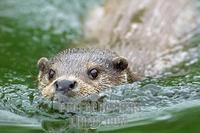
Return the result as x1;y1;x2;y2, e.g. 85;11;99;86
48;69;55;80
88;68;99;80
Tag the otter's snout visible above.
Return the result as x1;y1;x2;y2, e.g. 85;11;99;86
54;79;77;92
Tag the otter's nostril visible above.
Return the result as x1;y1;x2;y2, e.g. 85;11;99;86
74;81;77;86
69;84;74;88
69;81;77;89
54;81;59;89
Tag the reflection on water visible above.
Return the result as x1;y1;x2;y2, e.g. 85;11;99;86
0;0;200;133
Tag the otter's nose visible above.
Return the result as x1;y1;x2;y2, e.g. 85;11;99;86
54;80;77;92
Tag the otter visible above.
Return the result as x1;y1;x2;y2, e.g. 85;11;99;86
37;48;138;98
37;0;200;99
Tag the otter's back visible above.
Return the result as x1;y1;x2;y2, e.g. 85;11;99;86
84;0;200;76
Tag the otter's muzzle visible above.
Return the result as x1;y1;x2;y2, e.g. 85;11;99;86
54;79;77;93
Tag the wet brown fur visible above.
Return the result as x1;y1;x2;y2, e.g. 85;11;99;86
38;48;138;98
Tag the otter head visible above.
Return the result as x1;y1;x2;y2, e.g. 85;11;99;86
37;48;137;99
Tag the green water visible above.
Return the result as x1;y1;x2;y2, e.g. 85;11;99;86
1;0;200;133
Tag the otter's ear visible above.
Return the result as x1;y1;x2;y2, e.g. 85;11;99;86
37;57;48;72
112;57;128;71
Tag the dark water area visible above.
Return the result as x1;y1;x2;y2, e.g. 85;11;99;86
1;0;200;133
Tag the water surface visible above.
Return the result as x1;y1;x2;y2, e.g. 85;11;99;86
1;0;200;133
